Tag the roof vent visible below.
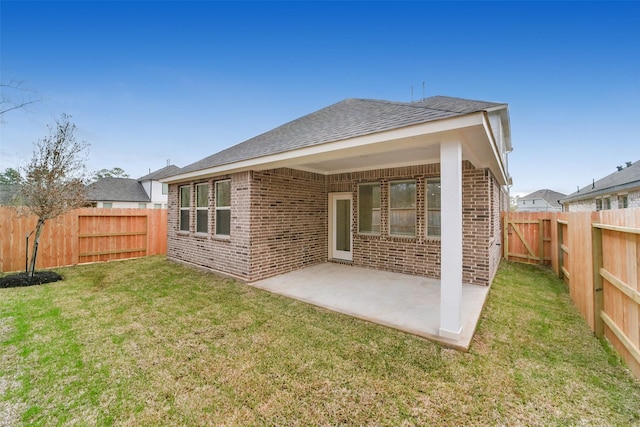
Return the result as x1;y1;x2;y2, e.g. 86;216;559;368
626;161;633;168
592;179;595;189
617;165;624;171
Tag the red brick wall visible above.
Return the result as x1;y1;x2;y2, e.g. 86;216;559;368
328;164;441;277
167;172;252;280
248;168;327;281
167;162;504;286
488;172;506;283
461;167;491;285
328;162;497;285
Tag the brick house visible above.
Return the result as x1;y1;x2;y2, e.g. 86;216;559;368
562;160;640;211
163;96;512;338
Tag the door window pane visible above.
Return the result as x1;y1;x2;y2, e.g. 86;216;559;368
336;199;351;251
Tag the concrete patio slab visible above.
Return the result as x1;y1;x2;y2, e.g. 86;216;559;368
250;263;490;351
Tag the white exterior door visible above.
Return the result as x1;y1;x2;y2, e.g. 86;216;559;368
329;193;353;261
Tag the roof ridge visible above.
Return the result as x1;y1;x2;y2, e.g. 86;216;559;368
345;97;496;115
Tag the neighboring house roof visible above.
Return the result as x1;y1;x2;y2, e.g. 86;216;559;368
178;96;506;175
138;164;182;181
86;177;151;202
520;189;566;208
562;160;640;203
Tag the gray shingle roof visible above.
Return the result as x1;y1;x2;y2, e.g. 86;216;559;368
138;164;182;181
562;160;640;203
180;96;505;174
521;189;567;208
86;177;150;202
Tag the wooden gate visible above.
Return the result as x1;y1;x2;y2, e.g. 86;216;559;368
503;213;552;266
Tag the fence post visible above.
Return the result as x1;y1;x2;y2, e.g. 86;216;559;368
557;220;564;279
503;214;509;259
592;223;604;338
538;219;544;265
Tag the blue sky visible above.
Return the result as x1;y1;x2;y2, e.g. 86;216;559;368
1;1;638;197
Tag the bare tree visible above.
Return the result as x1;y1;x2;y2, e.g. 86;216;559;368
0;80;41;117
19;114;89;277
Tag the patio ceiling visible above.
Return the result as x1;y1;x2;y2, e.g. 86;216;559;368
290;121;498;177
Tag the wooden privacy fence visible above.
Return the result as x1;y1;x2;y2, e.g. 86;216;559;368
0;207;167;273
504;209;640;379
503;212;552;266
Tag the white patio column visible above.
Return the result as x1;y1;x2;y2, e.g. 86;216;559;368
439;139;463;339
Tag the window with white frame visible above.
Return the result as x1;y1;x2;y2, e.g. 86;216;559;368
162;183;169;195
138;203;147;209
196;183;209;233
103;202;112;209
597;197;611;211
358;183;381;234
426;178;441;238
215;180;231;236
389;180;416;237
618;194;628;209
179;186;190;231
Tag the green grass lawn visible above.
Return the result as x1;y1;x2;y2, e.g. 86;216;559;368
1;257;639;426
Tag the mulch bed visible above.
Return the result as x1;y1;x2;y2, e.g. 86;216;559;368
0;271;63;289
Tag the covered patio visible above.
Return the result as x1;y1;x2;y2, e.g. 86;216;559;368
251;263;490;351
165;97;511;344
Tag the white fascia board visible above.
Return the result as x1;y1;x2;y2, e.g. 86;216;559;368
482;112;509;185
484;105;512;152
483;104;508;113
500;108;513;152
163;113;485;184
